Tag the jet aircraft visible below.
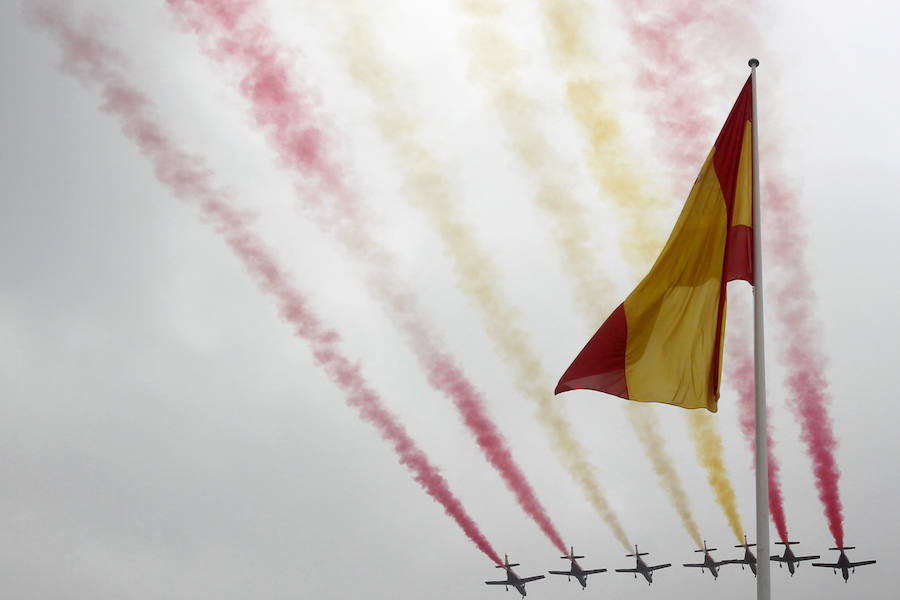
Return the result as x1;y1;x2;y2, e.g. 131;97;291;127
723;535;758;576
548;546;606;589
614;545;671;585
812;546;876;583
770;541;819;576
683;540;728;580
484;554;545;597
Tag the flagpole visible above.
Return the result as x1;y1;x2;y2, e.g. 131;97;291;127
749;57;771;600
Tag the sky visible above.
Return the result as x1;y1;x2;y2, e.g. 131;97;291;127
2;1;898;598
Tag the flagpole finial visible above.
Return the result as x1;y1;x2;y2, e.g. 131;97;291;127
749;58;760;68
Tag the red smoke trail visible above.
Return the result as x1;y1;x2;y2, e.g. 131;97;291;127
30;3;502;565
764;175;844;547
619;0;758;178
621;1;715;174
164;0;569;554
729;309;789;544
617;0;799;541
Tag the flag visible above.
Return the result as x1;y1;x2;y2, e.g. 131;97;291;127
556;76;755;412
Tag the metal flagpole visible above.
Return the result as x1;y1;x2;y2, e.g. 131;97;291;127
749;57;771;600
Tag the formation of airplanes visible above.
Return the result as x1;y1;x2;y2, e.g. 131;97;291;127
484;539;875;596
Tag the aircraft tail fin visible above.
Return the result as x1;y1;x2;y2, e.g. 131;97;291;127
499;554;520;568
627;544;648;558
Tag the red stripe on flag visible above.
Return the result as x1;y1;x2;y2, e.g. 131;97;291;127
712;76;753;215
710;77;754;401
556;304;629;398
725;224;753;283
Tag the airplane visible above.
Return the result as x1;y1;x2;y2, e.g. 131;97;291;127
722;534;757;576
683;540;728;580
548;546;606;589
811;546;876;583
614;544;672;585
770;541;820;576
484;554;545;597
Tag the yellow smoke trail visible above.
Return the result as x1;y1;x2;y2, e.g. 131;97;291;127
564;80;667;267
628;406;702;547
538;0;745;543
458;0;707;545
324;0;630;549
689;410;744;541
461;18;613;322
539;0;669;270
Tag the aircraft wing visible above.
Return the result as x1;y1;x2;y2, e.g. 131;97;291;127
810;562;839;569
520;575;545;583
484;580;511;585
548;570;573;576
682;563;706;568
849;560;876;568
713;560;734;568
583;568;607;575
649;564;671;571
770;556;787;562
794;555;820;562
614;568;638;573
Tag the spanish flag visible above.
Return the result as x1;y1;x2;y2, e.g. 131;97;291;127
556;76;755;412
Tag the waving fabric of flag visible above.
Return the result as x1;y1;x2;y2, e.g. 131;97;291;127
556;76;754;412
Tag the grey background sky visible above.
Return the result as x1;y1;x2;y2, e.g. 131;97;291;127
2;1;897;598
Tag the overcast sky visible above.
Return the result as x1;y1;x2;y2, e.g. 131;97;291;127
2;1;898;598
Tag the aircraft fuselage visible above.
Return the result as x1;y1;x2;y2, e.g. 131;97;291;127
784;548;798;575
498;569;528;597
836;552;852;582
695;552;719;579
503;569;528;597
741;548;758;575
635;557;654;584
569;562;588;589
559;558;587;588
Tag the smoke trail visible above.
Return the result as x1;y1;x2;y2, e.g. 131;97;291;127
627;406;702;547
457;1;705;544
687;410;744;542
614;0;757;178
617;0;844;547
318;0;632;549
29;3;502;564
729;305;789;543
539;0;672;271
458;6;614;322
765;176;844;547
165;0;569;554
